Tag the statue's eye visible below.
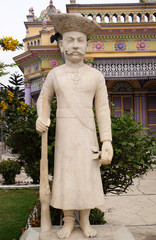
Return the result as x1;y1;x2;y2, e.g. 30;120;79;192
78;38;85;42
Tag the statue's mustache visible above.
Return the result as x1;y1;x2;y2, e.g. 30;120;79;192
65;49;85;55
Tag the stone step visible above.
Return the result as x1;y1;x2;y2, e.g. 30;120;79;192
20;225;136;240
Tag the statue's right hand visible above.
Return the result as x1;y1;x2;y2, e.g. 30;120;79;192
36;117;51;133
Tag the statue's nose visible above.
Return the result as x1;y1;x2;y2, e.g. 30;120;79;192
73;40;78;49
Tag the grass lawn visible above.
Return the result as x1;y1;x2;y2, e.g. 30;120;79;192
0;188;39;240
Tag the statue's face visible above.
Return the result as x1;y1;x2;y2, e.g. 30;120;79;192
59;31;88;63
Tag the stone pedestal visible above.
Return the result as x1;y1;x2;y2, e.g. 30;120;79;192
20;225;135;240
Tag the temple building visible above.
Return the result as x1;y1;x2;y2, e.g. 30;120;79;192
14;0;156;135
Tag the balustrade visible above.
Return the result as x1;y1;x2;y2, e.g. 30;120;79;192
81;10;156;24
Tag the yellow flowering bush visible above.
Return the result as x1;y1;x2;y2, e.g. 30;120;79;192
7;90;14;103
0;100;8;111
17;101;28;112
0;37;23;51
0;91;28;116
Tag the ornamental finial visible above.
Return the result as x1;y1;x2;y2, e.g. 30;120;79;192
70;0;76;3
50;0;53;8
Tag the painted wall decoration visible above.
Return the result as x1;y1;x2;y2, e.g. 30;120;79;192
140;0;156;2
136;40;149;50
93;41;104;52
112;81;134;92
34;63;39;72
115;41;126;51
27;66;31;74
50;59;59;68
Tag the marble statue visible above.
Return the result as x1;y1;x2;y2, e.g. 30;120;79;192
36;13;113;239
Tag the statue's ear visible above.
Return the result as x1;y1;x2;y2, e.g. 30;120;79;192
87;40;89;48
59;40;63;53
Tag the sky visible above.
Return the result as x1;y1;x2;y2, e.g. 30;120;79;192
0;0;139;86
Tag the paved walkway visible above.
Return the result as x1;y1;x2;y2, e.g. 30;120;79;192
100;167;156;240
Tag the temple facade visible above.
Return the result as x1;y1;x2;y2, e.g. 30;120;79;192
14;0;156;135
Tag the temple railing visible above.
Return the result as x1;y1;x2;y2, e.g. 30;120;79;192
94;57;156;79
69;3;156;24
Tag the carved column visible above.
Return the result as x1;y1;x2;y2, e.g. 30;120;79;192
25;82;31;105
109;12;113;23
141;12;145;22
92;12;97;21
134;95;140;122
133;13;137;22
149;11;154;22
125;11;129;23
141;95;147;127
84;12;88;18
101;12;105;23
117;13;121;23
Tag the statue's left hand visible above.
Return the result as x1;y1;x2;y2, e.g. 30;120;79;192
100;141;113;165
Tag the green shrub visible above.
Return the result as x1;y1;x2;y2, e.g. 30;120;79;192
100;112;156;195
0;159;21;184
89;208;106;225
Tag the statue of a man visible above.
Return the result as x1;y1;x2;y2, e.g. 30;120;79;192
36;13;113;239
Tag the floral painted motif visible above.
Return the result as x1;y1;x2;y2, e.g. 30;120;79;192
136;40;149;50
34;63;39;72
115;41;126;51
93;41;104;52
50;59;59;68
27;66;31;74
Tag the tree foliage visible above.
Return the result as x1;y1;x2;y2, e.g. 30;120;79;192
0;159;21;184
7;73;24;100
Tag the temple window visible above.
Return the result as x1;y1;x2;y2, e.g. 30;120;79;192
129;13;133;23
145;13;150;22
96;14;101;23
137;13;141;22
113;14;117;23
121;13;125;23
105;14;110;23
37;39;40;46
88;14;93;20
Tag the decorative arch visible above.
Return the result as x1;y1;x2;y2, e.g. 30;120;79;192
121;13;125;23
88;14;93;20
129;13;133;22
96;14;101;23
37;39;40;46
111;81;134;92
107;80;141;90
105;14;110;23
145;13;150;22
137;13;141;22
143;80;156;88
113;14;117;23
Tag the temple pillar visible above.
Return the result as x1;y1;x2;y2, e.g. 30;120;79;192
134;95;140;122
25;82;31;105
101;12;105;23
149;13;154;22
141;95;147;127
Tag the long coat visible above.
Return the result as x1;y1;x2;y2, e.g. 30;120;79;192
37;64;112;210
